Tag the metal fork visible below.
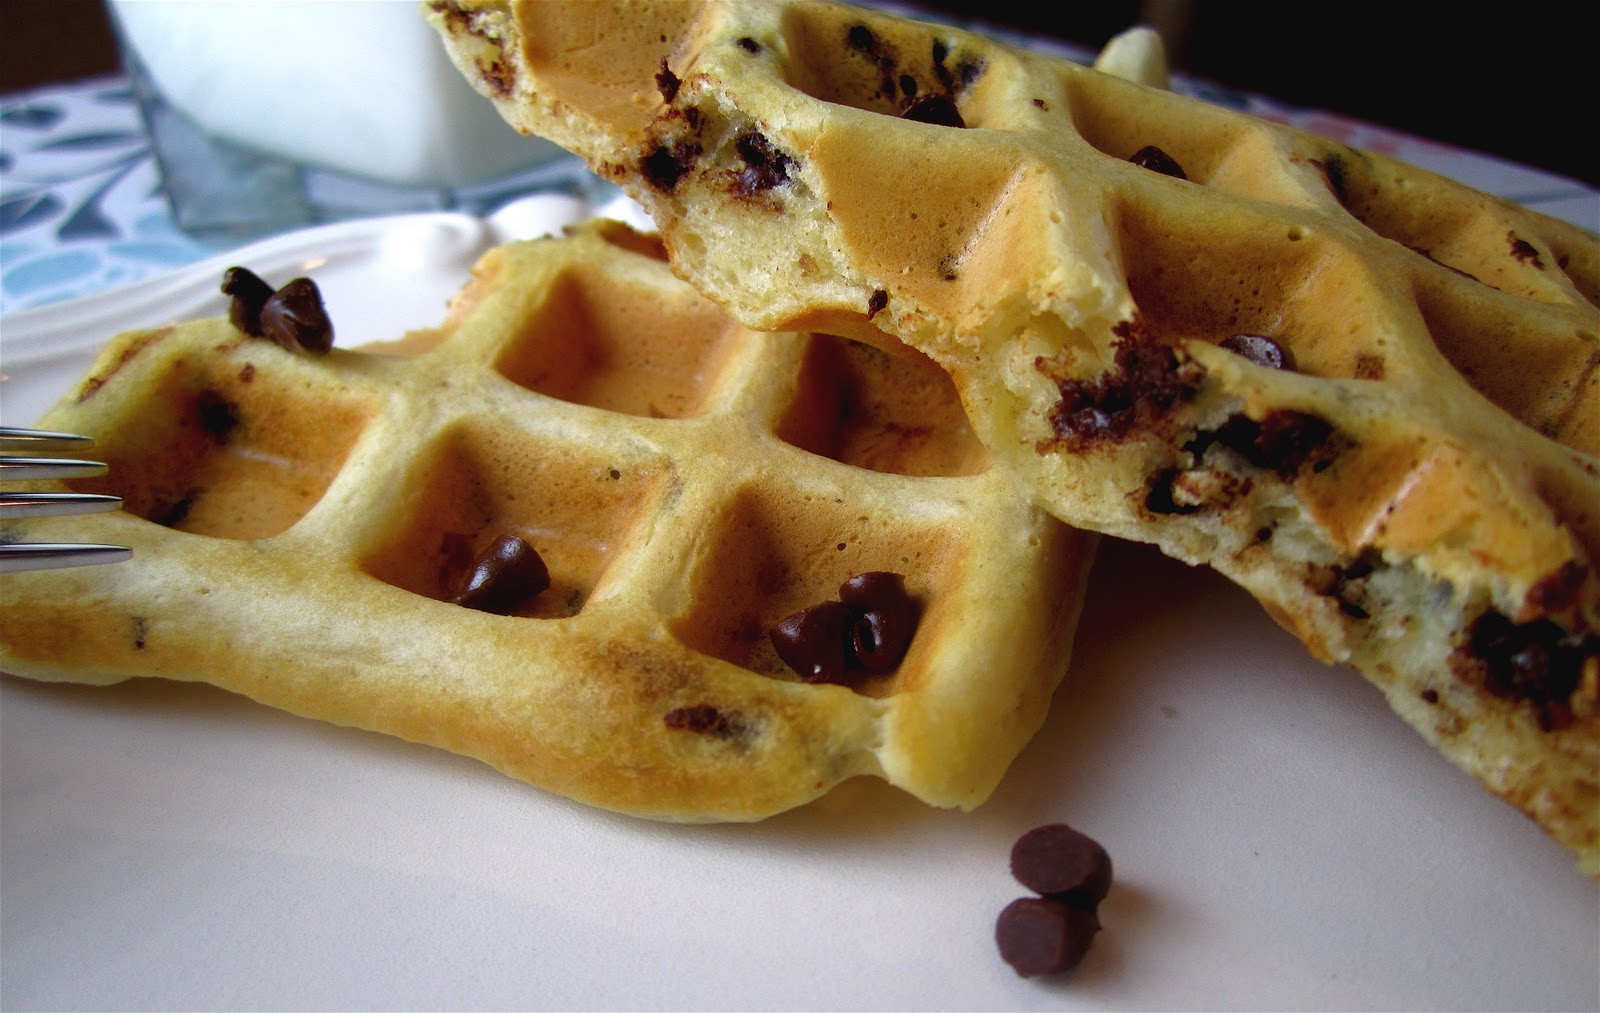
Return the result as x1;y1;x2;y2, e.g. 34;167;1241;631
1;426;132;573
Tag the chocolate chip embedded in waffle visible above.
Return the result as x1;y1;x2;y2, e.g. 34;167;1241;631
0;223;1093;822
427;0;1600;867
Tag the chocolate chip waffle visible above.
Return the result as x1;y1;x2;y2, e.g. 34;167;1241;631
428;0;1600;867
0;222;1092;821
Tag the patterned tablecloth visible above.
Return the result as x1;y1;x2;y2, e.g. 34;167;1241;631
2;61;1597;319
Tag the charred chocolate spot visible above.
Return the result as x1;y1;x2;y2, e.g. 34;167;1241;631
1456;611;1598;724
937;254;960;281
238;363;256;384
1311;551;1379;620
736;36;761;53
664;704;731;735
1032;98;1050;111
655;60;680;103
900;94;965;127
449;534;550;615
1508;232;1545;269
1220;333;1292;371
260;278;334;354
899;74;917;97
194;389;239;443
867;288;888;319
641;140;702;192
844;22;898;98
1044;335;1197;446
930;39;986;92
221;266;273;337
1129;145;1186;180
846;23;880;56
133;616;148;650
732;131;794;195
1421;688;1440;704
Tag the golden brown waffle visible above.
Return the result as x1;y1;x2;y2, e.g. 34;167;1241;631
428;0;1600;867
0;223;1093;821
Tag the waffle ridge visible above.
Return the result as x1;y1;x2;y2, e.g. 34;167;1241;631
0;224;1093;821
428;0;1600;867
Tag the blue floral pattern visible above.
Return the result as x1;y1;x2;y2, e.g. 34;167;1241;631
0;78;215;315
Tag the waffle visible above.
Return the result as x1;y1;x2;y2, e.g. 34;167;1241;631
0;222;1093;822
428;0;1600;867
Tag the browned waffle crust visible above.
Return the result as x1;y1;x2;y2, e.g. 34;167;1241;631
428;0;1600;868
0;224;1094;821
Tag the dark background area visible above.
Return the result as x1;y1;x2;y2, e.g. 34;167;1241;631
2;0;1596;187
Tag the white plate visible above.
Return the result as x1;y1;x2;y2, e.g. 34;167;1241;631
1;200;1595;1011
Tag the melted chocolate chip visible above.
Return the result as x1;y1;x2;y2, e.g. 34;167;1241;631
221;266;273;337
736;36;761;53
845;23;880;57
995;898;1100;978
771;600;856;682
641;140;703;192
1210;411;1337;479
1459;611;1598;713
1220;333;1292;371
260;278;334;355
665;707;729;729
1527;561;1587;614
899;74;917;97
1045;336;1196;445
732;131;793;195
1010;823;1113;907
655;60;680;103
1142;467;1199;515
1129;145;1186;180
867;289;888;319
194;389;239;443
449;534;551;614
1508;232;1545;269
664;704;730;734
900;94;965;127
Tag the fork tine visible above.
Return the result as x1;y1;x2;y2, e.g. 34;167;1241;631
0;456;110;481
0;427;96;453
0;543;133;573
0;492;124;519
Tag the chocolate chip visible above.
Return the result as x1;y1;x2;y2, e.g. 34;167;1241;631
995;897;1100;978
450;534;551;614
1508;232;1545;269
194;389;239;443
900;94;965;127
221;266;273;336
1044;335;1196;445
1211;410;1337;479
655;59;680;103
641;140;702;192
1458;611;1598;712
260;278;334;354
867;289;888;319
735;36;761;53
1129;145;1186;180
839;572;920;672
1220;333;1292;371
1010;823;1113;907
732;131;793;195
770;600;855;683
664;704;729;734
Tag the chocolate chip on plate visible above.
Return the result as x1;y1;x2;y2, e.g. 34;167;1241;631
450;534;551;614
995;897;1101;978
1010;823;1114;907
